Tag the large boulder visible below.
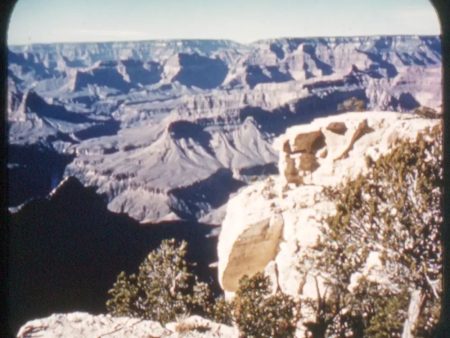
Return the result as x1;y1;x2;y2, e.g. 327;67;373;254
292;130;325;154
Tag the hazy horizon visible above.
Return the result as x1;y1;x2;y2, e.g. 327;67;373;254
8;0;440;46
8;33;443;48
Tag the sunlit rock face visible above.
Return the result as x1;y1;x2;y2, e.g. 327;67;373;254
218;112;439;309
8;36;442;222
218;192;284;291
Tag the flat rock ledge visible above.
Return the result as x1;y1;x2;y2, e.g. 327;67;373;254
17;312;238;338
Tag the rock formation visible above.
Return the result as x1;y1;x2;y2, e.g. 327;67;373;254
17;312;238;338
326;121;347;135
217;111;440;332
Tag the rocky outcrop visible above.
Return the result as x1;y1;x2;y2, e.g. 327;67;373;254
326;121;347;135
299;153;320;172
284;155;303;185
218;111;440;332
335;119;374;160
283;130;325;184
292;130;325;154
17;312;238;338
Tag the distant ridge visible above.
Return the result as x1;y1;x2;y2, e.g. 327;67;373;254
8;34;440;48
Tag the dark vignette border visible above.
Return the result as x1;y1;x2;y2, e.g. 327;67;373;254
0;1;449;337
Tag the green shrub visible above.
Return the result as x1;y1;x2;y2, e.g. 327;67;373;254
207;296;233;326
106;239;212;324
232;272;299;338
302;125;442;337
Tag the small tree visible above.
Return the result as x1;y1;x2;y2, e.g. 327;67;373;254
106;239;212;324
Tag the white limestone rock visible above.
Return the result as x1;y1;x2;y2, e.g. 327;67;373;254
17;312;238;338
218;111;440;325
16;312;168;338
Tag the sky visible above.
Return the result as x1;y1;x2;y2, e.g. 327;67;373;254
8;0;440;45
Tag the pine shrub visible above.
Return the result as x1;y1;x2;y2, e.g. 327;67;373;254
302;125;442;337
232;272;299;338
106;239;212;324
